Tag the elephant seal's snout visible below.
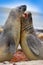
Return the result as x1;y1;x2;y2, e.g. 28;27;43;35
19;5;26;11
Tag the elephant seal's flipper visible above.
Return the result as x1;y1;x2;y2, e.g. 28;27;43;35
27;34;41;56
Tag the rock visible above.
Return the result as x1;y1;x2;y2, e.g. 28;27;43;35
0;60;43;65
15;60;43;65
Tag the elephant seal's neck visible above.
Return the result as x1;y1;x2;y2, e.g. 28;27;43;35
21;17;36;35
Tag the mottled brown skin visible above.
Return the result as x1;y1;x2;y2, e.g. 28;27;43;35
20;12;43;60
0;5;26;62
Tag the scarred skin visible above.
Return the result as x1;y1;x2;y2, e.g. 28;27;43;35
20;12;43;60
10;50;28;62
0;5;26;62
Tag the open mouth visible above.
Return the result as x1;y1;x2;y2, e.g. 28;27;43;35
22;13;28;18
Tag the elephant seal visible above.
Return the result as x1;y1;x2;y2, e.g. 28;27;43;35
20;12;43;60
0;5;26;62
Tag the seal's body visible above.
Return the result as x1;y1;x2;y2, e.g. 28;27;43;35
20;12;43;60
0;5;26;62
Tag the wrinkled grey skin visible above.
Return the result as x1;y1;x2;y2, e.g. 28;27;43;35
25;13;43;59
0;5;26;61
